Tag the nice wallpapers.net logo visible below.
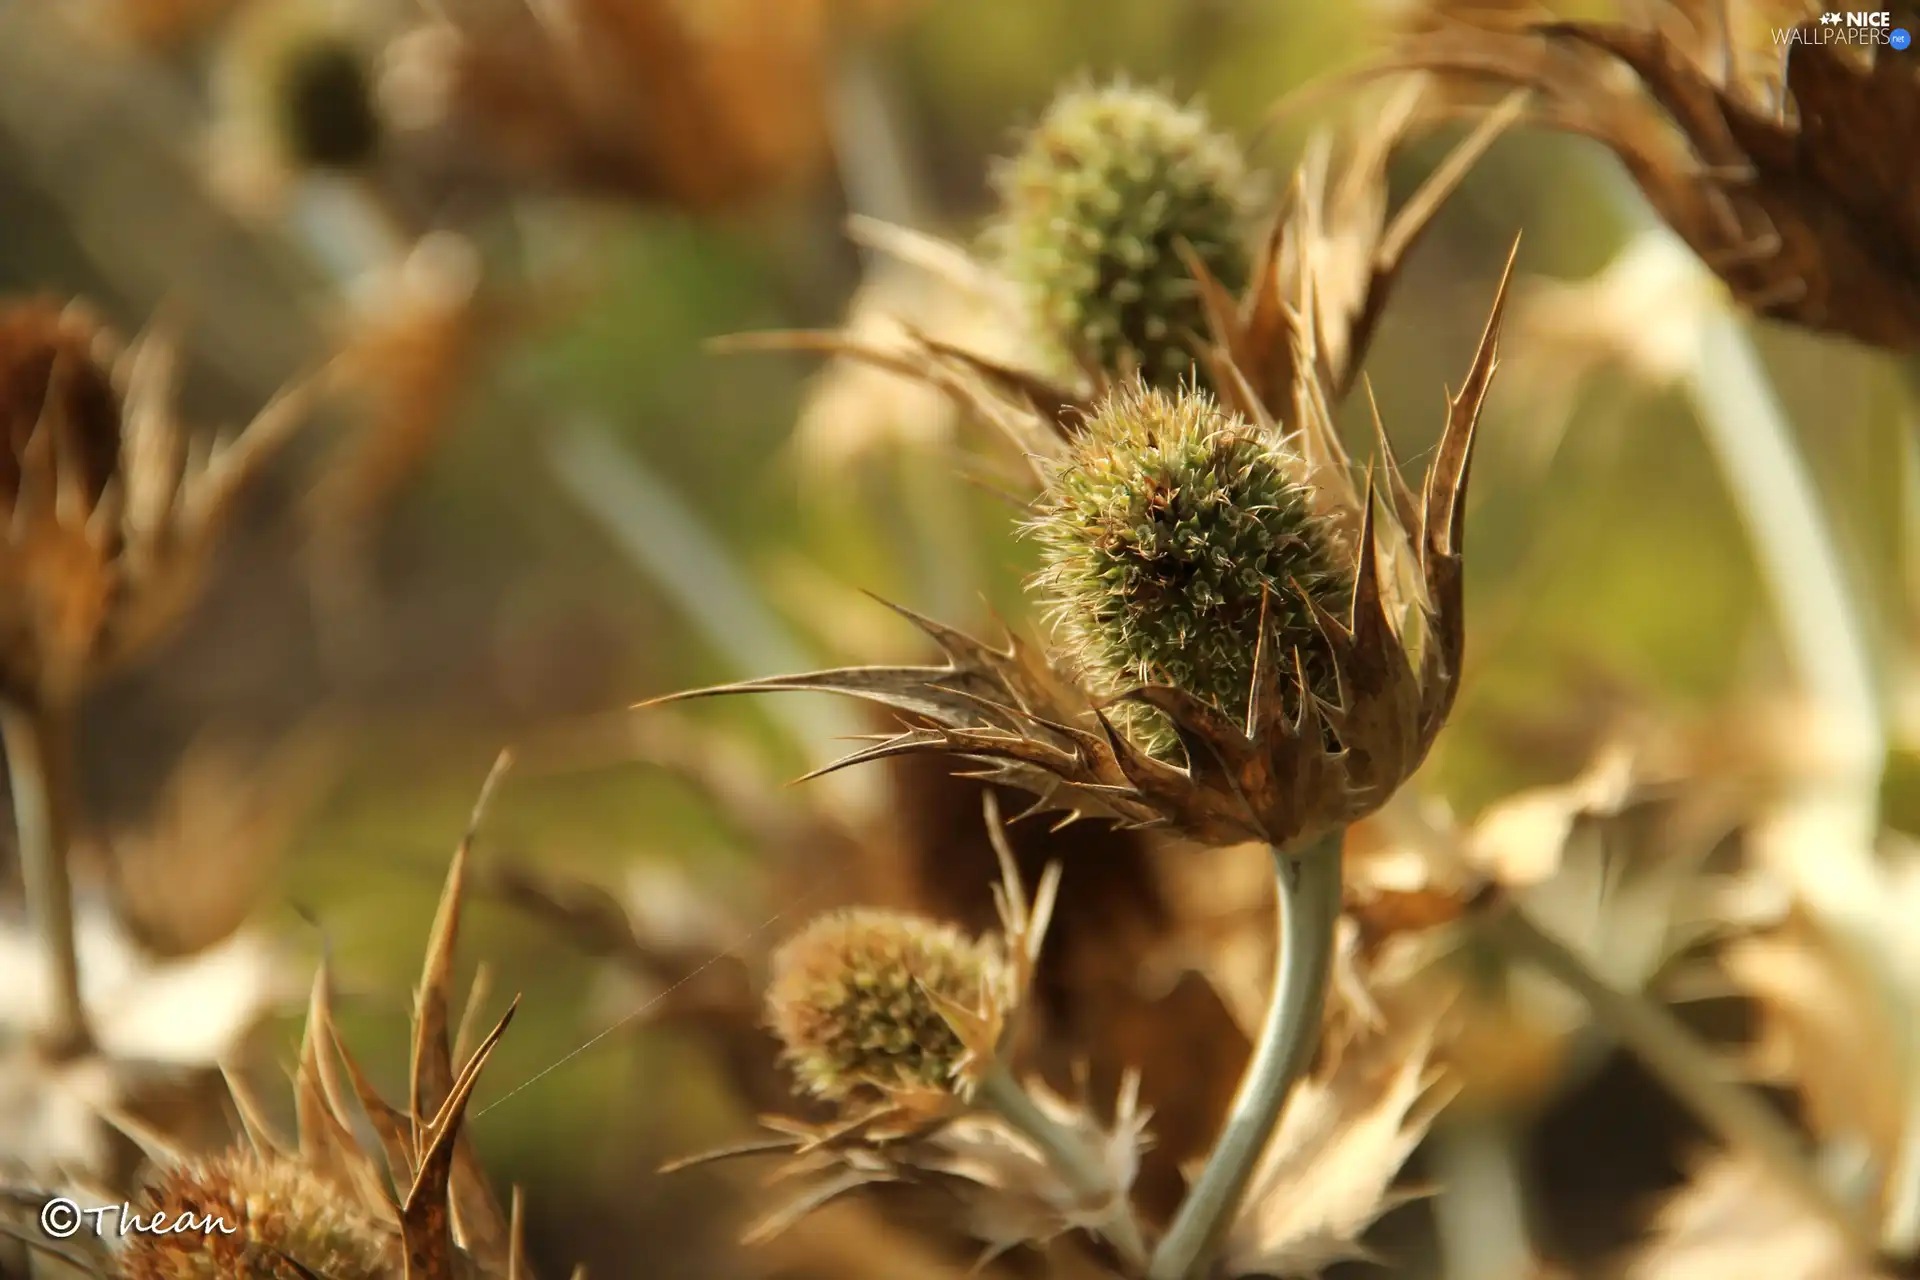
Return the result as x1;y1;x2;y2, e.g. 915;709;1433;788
1781;12;1914;48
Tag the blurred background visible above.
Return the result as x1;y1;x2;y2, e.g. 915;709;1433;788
0;1;1914;1276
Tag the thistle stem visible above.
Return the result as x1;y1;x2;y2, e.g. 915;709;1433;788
975;1062;1148;1267
1430;1116;1535;1280
2;700;91;1059
1148;828;1345;1280
1472;888;1877;1260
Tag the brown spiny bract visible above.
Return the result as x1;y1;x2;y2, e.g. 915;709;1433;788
1384;3;1920;351
0;296;316;707
116;1150;395;1280
766;908;1005;1100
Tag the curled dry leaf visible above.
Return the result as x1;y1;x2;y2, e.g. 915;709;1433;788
1220;1008;1453;1278
1380;1;1920;351
1627;1152;1886;1280
786;221;1039;473
1710;828;1920;1245
669;1071;1151;1272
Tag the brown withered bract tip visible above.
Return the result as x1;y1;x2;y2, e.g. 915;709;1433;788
1379;4;1920;351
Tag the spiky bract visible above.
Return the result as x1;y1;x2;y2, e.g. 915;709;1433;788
766;908;1005;1100
990;82;1251;388
116;1149;394;1280
1030;382;1349;756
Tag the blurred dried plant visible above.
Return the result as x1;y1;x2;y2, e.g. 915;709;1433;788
102;726;341;958
207;0;388;217
1380;0;1920;351
5;772;541;1279
378;0;913;211
0;297;319;708
0;294;320;1070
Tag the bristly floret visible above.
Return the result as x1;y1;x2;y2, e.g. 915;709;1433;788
766;908;1006;1101
116;1149;394;1280
989;81;1251;389
1029;382;1350;757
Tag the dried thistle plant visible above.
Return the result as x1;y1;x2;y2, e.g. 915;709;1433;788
657;78;1523;1280
1379;0;1920;351
0;294;319;1063
672;797;1152;1270
7;765;542;1280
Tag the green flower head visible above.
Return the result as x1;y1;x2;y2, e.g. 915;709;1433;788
990;81;1252;389
1029;382;1350;757
766;908;1006;1100
117;1150;393;1280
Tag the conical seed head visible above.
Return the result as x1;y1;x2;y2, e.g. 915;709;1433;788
990;82;1251;388
766;908;1005;1100
1030;383;1350;756
116;1149;393;1279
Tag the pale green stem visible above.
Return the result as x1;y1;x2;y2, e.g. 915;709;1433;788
1148;829;1345;1280
1475;890;1877;1260
1601;169;1895;1247
1599;182;1883;832
2;701;91;1060
1431;1116;1534;1280
975;1062;1148;1268
1885;411;1920;1258
544;422;885;822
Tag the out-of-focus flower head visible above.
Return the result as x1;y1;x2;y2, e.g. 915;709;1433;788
379;0;909;211
0;296;320;709
986;80;1255;390
208;0;387;215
